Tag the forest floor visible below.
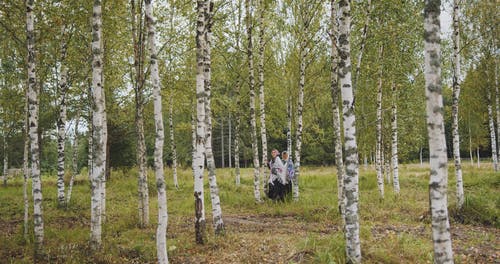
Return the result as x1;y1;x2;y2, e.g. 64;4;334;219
1;164;498;263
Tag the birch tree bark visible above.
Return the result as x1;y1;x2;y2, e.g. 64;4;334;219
228;114;232;168
424;1;454;262
66;113;79;205
353;0;371;93
194;0;208;244
257;0;268;193
2;134;7;187
234;79;241;186
23;93;29;241
169;94;178;189
203;1;224;234
330;0;345;218
452;0;464;209
56;27;69;207
294;39;305;201
391;83;400;194
246;0;261;202
146;0;169;262
338;1;361;262
26;0;45;256
487;88;498;171
287;98;292;156
131;0;150;228
375;45;384;199
90;0;107;250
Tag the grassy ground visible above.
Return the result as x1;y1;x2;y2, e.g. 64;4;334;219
0;163;498;263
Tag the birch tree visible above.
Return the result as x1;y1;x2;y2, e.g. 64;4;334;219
26;0;44;256
246;0;261;202
145;0;168;262
23;93;29;241
90;0;107;250
375;45;384;199
2;132;7;187
257;0;268;192
56;25;70;208
391;83;400;194
424;1;454;262
131;0;150;228
451;0;464;209
66;113;79;205
194;0;208;244
330;0;345;217
487;87;498;171
234;78;241;185
338;0;361;262
203;0;224;234
169;94;178;189
353;0;372;93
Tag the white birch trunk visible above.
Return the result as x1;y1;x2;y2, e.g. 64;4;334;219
330;0;345;218
146;0;168;262
66;113;80;205
234;80;241;185
88;96;93;180
169;95;178;189
246;0;261;202
287;98;292;156
90;0;106;250
204;2;224;233
338;1;361;262
375;45;384;199
228;114;232;168
452;0;464;209
424;2;454;262
420;146;424;166
2;135;7;187
221;118;225;168
23;94;30;241
487;89;498;171
194;0;208;244
56;36;69;207
294;39;306;202
131;0;150;227
496;57;500;165
27;0;44;256
477;147;480;168
391;83;400;194
353;0;371;93
257;0;268;193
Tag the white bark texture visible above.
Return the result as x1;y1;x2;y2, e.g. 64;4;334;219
228;114;232;168
375;45;384;199
338;1;361;262
234;79;241;185
257;0;268;193
246;0;261;202
90;0;107;250
23;95;30;241
203;1;224;234
131;0;150;227
424;1;454;262
287;98;292;156
146;0;169;262
169;95;178;189
330;0;345;218
2;135;7;187
56;32;69;207
487;89;498;171
353;0;371;93
26;0;44;255
194;0;208;244
294;40;305;202
66;113;80;205
391;83;400;194
452;0;464;209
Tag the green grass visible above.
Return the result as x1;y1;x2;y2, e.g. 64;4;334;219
0;163;498;263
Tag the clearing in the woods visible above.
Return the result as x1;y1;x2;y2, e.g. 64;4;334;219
1;164;498;263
